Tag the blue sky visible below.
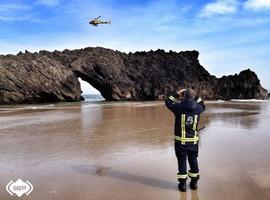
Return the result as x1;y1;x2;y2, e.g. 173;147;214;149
0;0;270;94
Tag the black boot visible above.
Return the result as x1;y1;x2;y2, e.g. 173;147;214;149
190;179;198;190
178;181;187;192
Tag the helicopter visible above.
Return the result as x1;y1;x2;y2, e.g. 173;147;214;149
89;16;111;26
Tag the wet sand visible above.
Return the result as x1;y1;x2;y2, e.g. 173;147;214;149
0;101;270;200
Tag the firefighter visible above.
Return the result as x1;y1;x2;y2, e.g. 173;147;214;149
165;88;205;192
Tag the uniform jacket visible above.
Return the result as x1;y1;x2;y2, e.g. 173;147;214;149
165;92;205;145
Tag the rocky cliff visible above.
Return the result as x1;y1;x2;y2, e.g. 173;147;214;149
0;47;268;104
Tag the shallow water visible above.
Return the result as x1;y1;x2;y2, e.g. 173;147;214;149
0;101;270;200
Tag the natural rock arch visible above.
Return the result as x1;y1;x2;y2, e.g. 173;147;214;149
0;47;268;104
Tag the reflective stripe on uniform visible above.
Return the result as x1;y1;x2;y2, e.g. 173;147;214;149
177;174;188;179
193;115;198;144
193;115;198;131
196;97;202;103
169;96;177;102
188;172;199;178
175;135;199;142
181;114;186;145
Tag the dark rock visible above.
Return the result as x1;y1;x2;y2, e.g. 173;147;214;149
0;47;268;104
215;69;268;100
0;55;81;104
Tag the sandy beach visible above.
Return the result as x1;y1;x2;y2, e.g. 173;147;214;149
0;100;270;200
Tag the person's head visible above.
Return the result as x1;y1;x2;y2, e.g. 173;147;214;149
183;88;196;100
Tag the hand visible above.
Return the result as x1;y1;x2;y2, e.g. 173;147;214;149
177;89;186;97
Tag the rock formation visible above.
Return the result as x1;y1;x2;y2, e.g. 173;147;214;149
215;69;268;100
0;47;268;104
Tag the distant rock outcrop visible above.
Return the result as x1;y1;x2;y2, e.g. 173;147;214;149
0;47;268;104
215;69;268;100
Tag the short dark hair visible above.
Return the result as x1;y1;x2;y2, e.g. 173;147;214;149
184;88;196;100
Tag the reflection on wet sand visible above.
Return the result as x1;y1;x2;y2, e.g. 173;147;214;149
72;165;176;190
0;101;270;200
180;190;199;200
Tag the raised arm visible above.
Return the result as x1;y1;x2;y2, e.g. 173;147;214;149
165;89;185;113
195;96;206;112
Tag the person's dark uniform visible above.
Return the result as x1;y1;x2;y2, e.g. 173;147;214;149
165;89;205;192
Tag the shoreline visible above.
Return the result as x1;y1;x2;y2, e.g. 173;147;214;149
0;98;269;108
